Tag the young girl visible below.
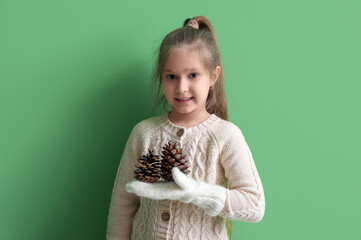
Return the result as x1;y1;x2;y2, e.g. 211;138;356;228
106;16;265;240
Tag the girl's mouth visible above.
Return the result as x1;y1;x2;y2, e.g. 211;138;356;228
175;97;193;103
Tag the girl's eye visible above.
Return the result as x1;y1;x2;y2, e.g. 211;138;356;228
165;73;198;79
190;73;198;78
166;74;175;80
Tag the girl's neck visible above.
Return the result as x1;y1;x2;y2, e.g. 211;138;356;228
167;109;211;129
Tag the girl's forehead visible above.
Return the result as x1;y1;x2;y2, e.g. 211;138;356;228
165;47;206;70
170;46;200;57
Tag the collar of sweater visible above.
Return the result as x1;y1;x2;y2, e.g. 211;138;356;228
159;112;220;139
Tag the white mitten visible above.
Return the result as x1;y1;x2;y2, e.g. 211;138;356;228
125;167;226;216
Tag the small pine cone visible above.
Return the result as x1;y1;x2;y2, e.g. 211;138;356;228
134;149;162;183
160;141;190;181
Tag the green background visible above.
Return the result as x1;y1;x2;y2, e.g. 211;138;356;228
1;0;360;239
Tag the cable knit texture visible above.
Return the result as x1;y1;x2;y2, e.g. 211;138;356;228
106;113;265;240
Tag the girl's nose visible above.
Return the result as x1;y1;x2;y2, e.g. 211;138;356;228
176;77;189;93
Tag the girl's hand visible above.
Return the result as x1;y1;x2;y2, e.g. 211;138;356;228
125;167;226;216
125;167;196;202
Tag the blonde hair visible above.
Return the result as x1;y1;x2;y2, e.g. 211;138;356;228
151;16;232;239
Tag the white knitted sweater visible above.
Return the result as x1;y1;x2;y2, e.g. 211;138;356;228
106;112;265;240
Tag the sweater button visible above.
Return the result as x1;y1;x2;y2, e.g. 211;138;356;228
161;212;170;221
177;129;184;137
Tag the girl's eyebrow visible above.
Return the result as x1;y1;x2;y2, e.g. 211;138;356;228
164;68;199;73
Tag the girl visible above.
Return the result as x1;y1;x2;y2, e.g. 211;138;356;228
106;16;265;240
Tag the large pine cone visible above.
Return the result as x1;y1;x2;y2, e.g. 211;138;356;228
134;149;162;183
161;141;190;181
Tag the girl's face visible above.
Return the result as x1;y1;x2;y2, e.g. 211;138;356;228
162;46;220;121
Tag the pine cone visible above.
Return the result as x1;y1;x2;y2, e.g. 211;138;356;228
160;141;190;181
134;149;162;183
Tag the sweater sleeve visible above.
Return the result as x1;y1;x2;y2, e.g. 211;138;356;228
106;123;142;240
217;124;265;223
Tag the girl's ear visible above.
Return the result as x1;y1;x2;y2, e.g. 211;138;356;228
210;66;221;86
